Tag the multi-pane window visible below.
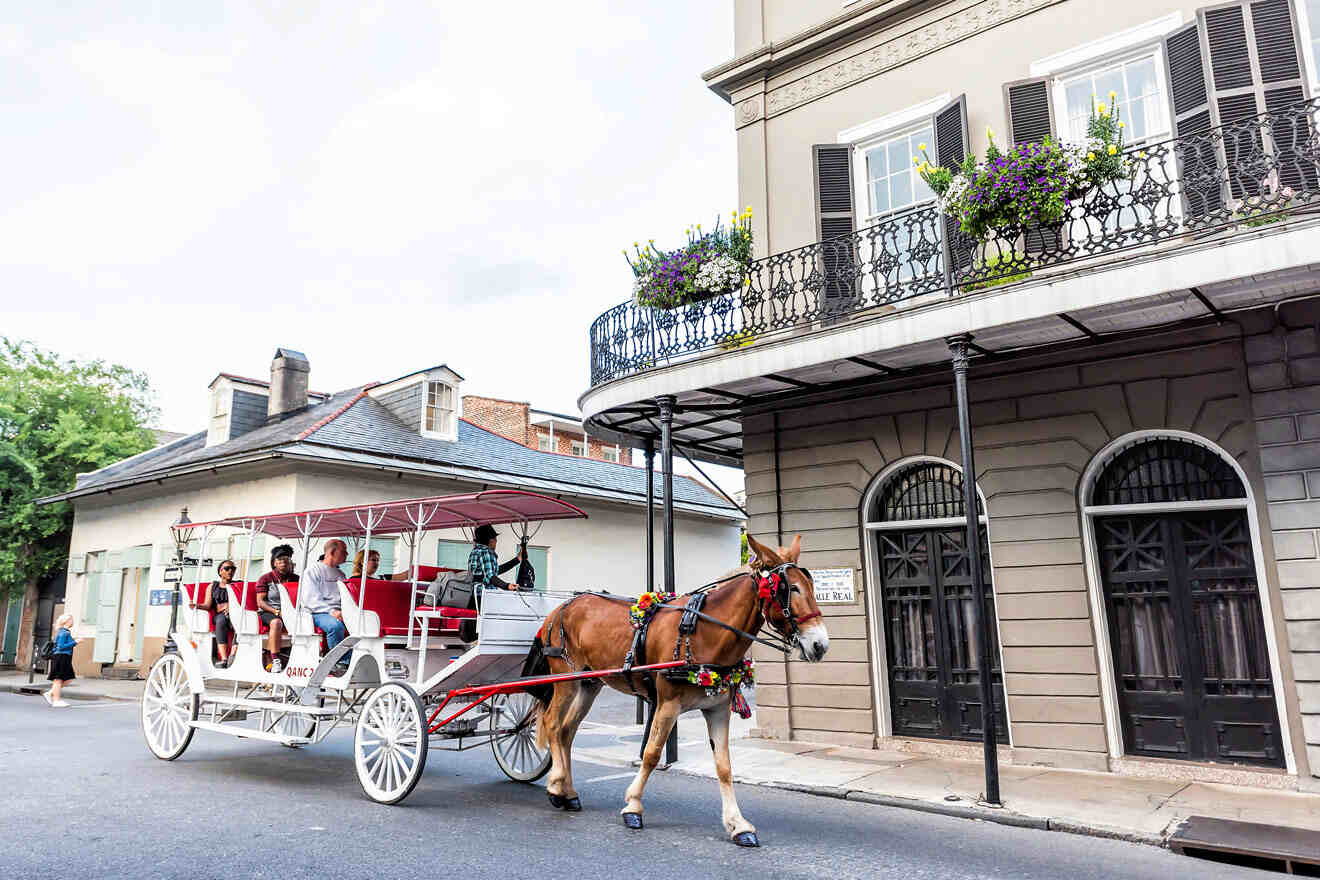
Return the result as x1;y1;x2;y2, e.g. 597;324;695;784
601;446;619;463
860;125;935;222
1059;53;1170;145
424;381;454;436
537;434;554;452
570;440;586;457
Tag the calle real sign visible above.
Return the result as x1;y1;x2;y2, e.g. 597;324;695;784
810;568;856;604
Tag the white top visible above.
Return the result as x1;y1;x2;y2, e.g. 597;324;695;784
301;562;345;614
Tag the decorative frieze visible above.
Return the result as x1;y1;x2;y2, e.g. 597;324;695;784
755;0;1064;121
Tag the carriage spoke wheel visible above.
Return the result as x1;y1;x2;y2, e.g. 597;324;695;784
490;691;551;783
354;682;428;805
141;653;198;761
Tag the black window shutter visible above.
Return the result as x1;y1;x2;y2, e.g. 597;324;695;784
1003;77;1057;254
813;144;857;313
1164;21;1224;218
1200;0;1315;197
1004;77;1054;146
930;94;971;275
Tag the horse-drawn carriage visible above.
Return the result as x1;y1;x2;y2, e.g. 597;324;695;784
141;488;830;844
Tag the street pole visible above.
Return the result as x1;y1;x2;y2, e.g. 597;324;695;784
639;437;656;726
165;508;194;655
658;396;679;764
948;333;1000;807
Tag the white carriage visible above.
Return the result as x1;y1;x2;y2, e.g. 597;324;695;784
140;490;618;804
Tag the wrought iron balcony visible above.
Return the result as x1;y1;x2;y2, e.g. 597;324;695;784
588;98;1320;388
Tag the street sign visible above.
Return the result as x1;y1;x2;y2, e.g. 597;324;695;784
811;567;855;604
162;566;183;583
149;589;175;606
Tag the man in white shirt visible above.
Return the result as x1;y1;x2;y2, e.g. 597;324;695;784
303;539;351;671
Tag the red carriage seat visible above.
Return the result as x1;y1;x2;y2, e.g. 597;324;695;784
345;577;472;638
183;583;215;631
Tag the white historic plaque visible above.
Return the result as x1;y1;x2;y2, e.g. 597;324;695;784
811;568;855;604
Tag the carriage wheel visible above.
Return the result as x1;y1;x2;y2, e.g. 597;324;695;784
489;691;551;783
141;653;198;761
354;682;428;804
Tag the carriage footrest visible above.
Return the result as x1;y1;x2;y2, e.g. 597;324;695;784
203;694;338;716
189;720;314;745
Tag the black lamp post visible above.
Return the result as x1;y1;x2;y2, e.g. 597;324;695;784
164;508;194;654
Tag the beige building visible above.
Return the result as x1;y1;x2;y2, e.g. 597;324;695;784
41;350;740;680
581;0;1320;790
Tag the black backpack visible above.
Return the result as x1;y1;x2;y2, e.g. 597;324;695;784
38;639;54;661
515;541;536;591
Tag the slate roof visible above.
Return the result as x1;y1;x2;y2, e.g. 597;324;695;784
52;387;738;518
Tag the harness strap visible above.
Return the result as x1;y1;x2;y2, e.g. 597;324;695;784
678;593;706;635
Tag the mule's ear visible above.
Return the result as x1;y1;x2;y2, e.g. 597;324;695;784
745;534;779;568
783;534;802;563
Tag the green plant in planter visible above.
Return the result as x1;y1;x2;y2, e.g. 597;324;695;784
717;328;758;350
916;94;1134;240
960;253;1034;292
625;210;754;309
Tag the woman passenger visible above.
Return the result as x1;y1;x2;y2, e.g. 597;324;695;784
350;549;410;581
193;560;236;667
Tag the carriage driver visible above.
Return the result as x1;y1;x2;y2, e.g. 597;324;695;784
254;544;299;674
303;539;352;675
467;524;524;592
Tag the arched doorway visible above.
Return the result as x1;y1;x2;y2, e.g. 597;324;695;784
1084;435;1284;768
863;459;1007;741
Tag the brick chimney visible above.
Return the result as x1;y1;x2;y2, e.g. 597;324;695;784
267;348;310;422
462;395;531;445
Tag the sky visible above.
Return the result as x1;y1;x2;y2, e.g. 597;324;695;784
0;2;744;495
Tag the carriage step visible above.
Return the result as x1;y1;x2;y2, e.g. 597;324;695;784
189;720;314;745
202;695;337;716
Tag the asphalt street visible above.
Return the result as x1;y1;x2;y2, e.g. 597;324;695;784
0;689;1271;879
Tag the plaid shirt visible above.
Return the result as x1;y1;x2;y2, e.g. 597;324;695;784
468;544;499;586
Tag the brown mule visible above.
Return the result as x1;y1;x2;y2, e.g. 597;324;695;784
524;534;830;846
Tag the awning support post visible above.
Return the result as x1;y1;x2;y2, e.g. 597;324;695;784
657;395;676;595
948;333;1001;807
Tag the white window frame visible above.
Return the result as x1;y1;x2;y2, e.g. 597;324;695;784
422;379;457;441
838;93;950;230
1297;0;1320;92
1048;45;1173;149
570;439;586;457
537;434;554;452
601;445;620;463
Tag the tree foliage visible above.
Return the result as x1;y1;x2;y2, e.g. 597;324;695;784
0;339;157;597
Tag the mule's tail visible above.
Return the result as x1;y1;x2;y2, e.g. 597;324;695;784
520;635;555;750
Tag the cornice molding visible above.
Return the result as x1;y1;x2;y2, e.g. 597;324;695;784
724;0;1065;127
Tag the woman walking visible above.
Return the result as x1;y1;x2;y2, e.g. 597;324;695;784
45;613;77;707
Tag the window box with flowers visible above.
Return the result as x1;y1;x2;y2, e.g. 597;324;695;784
625;210;754;310
916;94;1134;242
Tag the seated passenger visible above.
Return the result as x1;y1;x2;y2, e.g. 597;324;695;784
468;525;525;594
192;560;236;667
350;549;410;581
255;544;299;674
303;539;352;674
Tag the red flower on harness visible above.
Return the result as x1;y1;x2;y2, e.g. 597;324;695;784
757;573;778;600
637;593;654;610
697;669;715;687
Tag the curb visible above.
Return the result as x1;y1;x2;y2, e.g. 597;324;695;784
0;683;138;703
576;748;1167;849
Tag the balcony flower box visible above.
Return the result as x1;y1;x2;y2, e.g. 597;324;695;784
919;95;1133;241
625;211;754;310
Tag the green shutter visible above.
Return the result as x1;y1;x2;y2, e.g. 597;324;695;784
527;546;549;590
437;539;470;570
371;537;395;576
122;545;152;569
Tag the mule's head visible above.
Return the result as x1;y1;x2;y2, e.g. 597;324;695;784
747;534;829;663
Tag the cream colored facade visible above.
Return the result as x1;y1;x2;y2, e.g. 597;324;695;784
581;0;1320;789
62;461;739;678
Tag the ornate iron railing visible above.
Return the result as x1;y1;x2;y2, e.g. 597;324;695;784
589;98;1320;387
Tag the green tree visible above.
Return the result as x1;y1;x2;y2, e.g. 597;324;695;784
0;338;157;600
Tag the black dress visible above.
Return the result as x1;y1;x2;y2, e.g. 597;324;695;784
48;653;75;682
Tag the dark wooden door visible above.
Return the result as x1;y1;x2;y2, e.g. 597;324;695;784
878;527;1006;741
1096;511;1282;767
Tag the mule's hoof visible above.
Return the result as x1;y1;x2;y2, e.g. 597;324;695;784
548;793;572;810
622;812;644;830
733;832;760;848
562;796;582;812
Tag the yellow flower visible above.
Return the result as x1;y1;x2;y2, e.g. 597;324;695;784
1096;102;1105;114
1107;144;1117;155
1137;151;1148;159
1108;89;1117;99
1087;151;1095;160
918;142;927;151
1099;105;1109;117
633;241;638;247
913;156;920;165
986;125;994;140
1118;121;1125;128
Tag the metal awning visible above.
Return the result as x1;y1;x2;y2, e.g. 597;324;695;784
190;489;588;538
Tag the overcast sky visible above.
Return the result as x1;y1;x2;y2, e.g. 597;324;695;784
0;3;744;493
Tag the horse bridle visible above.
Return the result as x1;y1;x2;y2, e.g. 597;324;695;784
756;562;823;640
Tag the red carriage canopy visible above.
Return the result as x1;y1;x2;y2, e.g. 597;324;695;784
188;489;588;539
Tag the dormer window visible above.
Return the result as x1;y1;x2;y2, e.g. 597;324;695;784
424;380;455;437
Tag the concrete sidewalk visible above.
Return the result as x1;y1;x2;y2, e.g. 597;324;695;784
569;710;1320;847
0;669;144;702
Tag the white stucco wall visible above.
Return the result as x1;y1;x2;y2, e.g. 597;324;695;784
62;462;741;659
